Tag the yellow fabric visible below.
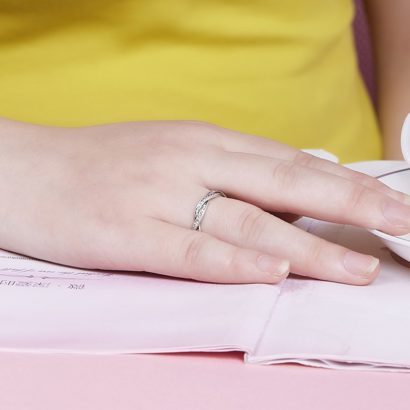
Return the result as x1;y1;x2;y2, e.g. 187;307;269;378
0;0;381;162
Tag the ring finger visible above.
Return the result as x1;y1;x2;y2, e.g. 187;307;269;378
159;189;380;285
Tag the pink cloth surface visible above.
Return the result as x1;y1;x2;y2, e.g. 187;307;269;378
1;351;409;410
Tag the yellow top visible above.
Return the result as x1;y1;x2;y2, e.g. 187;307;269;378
0;0;381;162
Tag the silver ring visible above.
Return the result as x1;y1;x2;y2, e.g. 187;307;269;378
192;190;227;231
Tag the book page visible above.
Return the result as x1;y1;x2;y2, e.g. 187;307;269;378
248;161;410;371
0;249;279;354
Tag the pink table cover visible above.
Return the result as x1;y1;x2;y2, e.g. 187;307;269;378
1;351;409;409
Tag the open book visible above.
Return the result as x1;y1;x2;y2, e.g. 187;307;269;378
1;160;410;372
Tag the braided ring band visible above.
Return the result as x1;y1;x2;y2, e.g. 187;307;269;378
192;190;227;231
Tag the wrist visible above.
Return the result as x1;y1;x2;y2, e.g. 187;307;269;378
0;116;51;143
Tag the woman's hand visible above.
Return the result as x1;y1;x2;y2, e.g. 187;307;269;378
1;119;410;285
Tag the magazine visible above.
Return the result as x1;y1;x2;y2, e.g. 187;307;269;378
1;160;409;372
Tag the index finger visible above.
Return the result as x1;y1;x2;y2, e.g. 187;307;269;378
210;125;409;204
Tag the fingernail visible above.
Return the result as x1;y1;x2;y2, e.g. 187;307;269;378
383;201;410;229
257;254;289;277
343;251;379;276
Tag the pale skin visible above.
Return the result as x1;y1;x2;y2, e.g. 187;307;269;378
1;117;410;287
0;1;408;286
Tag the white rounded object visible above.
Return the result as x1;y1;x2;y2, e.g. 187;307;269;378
401;113;410;162
370;168;410;262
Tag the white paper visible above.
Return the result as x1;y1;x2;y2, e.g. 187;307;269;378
0;249;279;354
247;160;410;371
247;222;410;371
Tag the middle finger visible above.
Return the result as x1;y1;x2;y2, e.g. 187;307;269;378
201;197;380;285
202;151;410;237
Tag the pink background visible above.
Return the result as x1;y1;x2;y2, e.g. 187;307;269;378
1;351;410;409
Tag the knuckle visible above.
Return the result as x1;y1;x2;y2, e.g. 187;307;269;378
188;120;214;128
220;247;241;277
237;206;267;244
180;120;217;132
305;239;327;270
271;160;300;191
182;233;208;270
345;183;369;212
349;170;378;189
292;151;317;168
173;121;221;146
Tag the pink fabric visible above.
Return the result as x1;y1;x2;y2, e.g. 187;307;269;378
1;351;409;409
